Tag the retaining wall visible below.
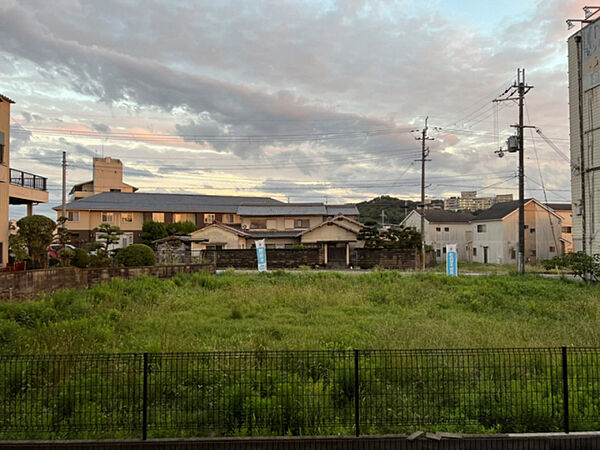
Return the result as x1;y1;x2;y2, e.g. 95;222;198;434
0;264;215;301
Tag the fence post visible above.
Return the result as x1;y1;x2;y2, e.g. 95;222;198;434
142;352;148;440
354;349;360;437
561;346;569;434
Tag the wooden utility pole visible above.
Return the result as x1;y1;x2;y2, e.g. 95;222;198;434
62;151;67;219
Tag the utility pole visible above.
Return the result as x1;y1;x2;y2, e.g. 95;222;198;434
415;117;434;270
575;35;587;254
493;69;533;275
381;209;385;228
62;151;67;219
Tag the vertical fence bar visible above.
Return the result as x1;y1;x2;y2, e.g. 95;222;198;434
142;352;148;440
354;349;360;437
561;346;569;434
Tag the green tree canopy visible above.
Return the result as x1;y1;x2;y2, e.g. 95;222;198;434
141;220;168;248
13;215;56;268
167;221;198;236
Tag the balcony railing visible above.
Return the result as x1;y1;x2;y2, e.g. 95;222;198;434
10;168;47;191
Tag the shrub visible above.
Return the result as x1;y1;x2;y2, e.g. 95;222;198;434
71;248;90;268
141;220;168;248
116;244;156;267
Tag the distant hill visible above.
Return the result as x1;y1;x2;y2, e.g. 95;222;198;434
356;196;444;224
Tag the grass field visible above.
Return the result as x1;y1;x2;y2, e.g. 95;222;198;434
2;270;600;438
1;269;599;355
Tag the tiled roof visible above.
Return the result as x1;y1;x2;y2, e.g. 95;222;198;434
473;199;532;221
419;209;475;223
545;203;572;211
246;231;301;238
326;204;359;216
0;93;15;104
55;192;282;212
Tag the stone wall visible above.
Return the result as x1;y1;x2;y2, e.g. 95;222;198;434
0;263;214;301
354;248;435;269
202;249;320;269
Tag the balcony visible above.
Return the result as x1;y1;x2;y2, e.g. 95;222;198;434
9;168;49;206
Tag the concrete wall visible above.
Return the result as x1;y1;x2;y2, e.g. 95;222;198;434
0;263;214;301
202;248;320;269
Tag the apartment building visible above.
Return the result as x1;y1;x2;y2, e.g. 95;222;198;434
54;191;283;247
568;18;600;254
0;93;49;268
444;191;513;212
69;157;137;201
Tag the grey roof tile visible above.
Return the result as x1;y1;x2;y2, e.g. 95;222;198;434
56;192;282;212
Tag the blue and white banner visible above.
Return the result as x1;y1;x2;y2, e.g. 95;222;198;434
256;239;267;272
446;244;458;276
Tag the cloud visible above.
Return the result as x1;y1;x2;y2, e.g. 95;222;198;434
1;0;584;221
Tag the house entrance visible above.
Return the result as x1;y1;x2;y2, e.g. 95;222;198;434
327;243;347;268
483;246;488;264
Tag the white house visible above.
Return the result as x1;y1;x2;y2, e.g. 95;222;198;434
401;209;475;261
471;199;563;264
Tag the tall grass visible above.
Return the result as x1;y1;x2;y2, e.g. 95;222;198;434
1;270;599;355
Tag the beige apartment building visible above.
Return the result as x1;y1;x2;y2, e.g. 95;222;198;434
70;157;137;201
0;93;49;268
444;191;513;212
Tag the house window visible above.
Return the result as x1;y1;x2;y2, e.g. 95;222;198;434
443;247;447;253
224;214;235;223
121;213;133;223
68;211;80;222
174;213;185;223
101;212;113;223
549;246;556;252
477;224;486;232
530;228;536;233
295;219;310;228
435;227;441;232
531;250;536;257
562;226;572;233
511;249;516;259
444;227;450;232
110;188;121;192
152;212;164;223
436;249;441;257
524;225;529;230
204;214;215;224
473;247;477;256
250;220;266;229
0;131;4;164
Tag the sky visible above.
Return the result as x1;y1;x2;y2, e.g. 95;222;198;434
0;0;589;219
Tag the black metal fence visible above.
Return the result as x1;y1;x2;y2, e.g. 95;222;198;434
1;347;600;440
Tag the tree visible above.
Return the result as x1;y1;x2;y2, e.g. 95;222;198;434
358;224;421;250
93;223;124;255
54;216;71;247
13;215;56;269
116;244;156;267
141;220;168;249
167;221;198;236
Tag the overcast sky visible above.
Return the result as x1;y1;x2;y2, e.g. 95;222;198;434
0;0;587;219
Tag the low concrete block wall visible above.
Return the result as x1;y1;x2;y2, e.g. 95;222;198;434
202;249;320;269
0;264;214;301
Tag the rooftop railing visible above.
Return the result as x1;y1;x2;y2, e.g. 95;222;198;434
10;168;47;191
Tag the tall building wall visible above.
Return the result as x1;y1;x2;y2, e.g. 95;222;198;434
568;29;600;254
0;99;11;267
